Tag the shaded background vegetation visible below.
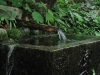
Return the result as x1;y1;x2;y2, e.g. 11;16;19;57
0;0;100;35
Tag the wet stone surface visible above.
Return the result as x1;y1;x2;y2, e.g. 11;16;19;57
0;43;10;75
13;42;100;75
0;35;100;75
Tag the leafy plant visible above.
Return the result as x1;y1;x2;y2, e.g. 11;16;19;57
46;9;54;25
7;28;21;39
32;11;44;23
9;0;23;7
0;0;100;36
23;0;47;23
51;0;100;35
0;0;46;24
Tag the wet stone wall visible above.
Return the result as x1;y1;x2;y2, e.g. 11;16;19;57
0;43;10;75
0;40;100;75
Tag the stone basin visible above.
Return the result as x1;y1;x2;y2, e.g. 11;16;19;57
19;34;96;46
0;35;100;75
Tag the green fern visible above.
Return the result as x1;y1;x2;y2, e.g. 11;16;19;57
24;3;32;12
32;11;44;23
46;9;54;25
73;12;83;22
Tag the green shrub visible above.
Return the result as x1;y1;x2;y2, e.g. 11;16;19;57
7;28;21;39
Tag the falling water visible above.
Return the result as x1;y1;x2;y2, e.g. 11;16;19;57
57;29;67;46
58;29;67;41
6;44;16;75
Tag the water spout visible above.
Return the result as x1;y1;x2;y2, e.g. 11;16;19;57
6;44;16;75
58;29;67;41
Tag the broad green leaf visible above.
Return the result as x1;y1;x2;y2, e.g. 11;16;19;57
69;11;74;22
10;21;12;30
32;11;43;23
84;17;89;21
24;3;32;12
5;19;9;25
56;19;65;25
48;10;53;16
14;23;16;28
1;17;5;21
46;10;54;24
73;12;83;22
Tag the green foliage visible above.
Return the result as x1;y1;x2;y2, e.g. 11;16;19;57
0;0;100;36
23;1;46;23
7;28;21;39
24;3;32;12
9;0;23;7
0;4;18;29
46;9;54;25
50;0;100;35
0;0;45;24
92;1;100;9
0;8;11;20
0;0;6;5
32;11;44;23
73;12;83;22
50;0;68;31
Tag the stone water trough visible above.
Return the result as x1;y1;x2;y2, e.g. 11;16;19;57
0;35;100;75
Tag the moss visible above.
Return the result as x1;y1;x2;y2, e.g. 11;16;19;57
7;28;21;39
19;27;30;38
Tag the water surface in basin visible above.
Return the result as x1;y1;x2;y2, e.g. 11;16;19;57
20;34;94;46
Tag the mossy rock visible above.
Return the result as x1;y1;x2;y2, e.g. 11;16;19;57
7;28;21;39
19;27;30;38
0;28;8;41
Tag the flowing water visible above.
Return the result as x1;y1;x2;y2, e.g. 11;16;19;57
57;29;67;45
6;44;16;75
20;29;68;46
58;29;67;41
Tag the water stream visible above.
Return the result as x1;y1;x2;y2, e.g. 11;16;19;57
6;44;16;75
58;29;67;41
58;29;67;45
